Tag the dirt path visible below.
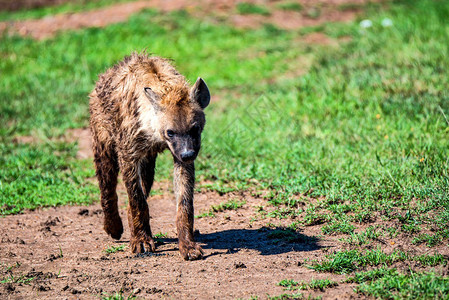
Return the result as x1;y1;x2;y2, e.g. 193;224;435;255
0;182;355;299
0;0;378;39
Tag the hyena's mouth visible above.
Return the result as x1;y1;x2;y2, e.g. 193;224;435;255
169;149;196;163
180;150;197;162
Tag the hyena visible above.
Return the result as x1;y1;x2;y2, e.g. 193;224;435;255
89;53;210;260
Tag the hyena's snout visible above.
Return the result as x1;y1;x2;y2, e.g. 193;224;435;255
179;141;198;162
180;150;196;162
175;136;200;163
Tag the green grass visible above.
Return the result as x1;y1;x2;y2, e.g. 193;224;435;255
258;0;449;245
211;199;246;212
340;226;383;245
356;270;449;299
338;3;364;11
1;273;35;284
0;262;35;284
321;219;355;235
267;293;303;300
310;248;448;274
236;2;271;16
278;278;338;291
412;232;444;247
195;210;216;219
103;244;127;254
101;291;135;300
276;2;303;12
0;142;96;214
4;3;448;224
195;199;246;218
278;279;299;290
153;232;168;239
413;253;448;267
0;0;136;21
153;232;169;243
347;268;449;299
346;267;396;284
265;227;305;243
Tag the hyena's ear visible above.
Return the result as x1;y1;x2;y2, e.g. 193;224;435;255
190;77;210;109
144;87;160;110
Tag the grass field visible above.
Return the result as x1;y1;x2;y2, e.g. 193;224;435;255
1;0;449;298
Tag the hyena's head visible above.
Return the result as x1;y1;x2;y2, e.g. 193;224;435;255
144;77;210;163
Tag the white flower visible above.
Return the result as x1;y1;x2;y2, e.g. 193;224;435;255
381;18;393;27
360;19;373;29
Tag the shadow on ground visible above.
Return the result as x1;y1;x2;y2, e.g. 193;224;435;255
157;227;322;257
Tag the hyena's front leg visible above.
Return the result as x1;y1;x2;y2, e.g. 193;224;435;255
174;160;204;260
92;135;123;240
140;155;157;199
120;157;155;253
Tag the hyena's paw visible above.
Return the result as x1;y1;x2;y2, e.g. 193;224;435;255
103;213;123;240
130;235;156;253
179;242;204;261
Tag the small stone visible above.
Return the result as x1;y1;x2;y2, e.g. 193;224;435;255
78;209;89;216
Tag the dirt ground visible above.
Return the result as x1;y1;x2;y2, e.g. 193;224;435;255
0;185;352;299
0;0;380;39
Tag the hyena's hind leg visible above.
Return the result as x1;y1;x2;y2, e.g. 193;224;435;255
92;137;123;240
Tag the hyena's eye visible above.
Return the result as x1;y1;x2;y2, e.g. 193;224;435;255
166;130;175;138
189;125;201;136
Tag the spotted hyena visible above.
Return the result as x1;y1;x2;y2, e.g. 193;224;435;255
89;53;210;260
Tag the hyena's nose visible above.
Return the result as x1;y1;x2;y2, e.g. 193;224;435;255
181;150;196;161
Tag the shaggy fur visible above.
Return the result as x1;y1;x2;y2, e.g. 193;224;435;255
89;52;210;260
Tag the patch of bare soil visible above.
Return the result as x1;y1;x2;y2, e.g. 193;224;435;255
0;0;382;39
66;128;93;159
302;32;337;45
0;187;347;299
12;128;93;159
230;4;356;30
2;191;447;299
